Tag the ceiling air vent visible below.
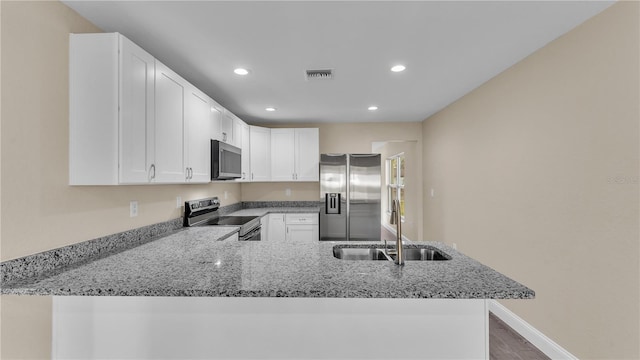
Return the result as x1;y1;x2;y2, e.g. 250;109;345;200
305;69;333;81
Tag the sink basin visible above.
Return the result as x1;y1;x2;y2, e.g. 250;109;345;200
332;247;392;261
332;246;450;261
402;248;449;261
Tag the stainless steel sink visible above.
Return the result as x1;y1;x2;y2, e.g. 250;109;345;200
402;248;449;261
332;246;450;261
332;247;392;261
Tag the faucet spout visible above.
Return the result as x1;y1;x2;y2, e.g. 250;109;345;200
390;199;404;265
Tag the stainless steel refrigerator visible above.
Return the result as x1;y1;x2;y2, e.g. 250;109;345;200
320;154;381;241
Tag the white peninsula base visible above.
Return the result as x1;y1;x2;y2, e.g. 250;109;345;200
53;296;489;359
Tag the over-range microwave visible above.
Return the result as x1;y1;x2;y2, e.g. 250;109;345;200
211;140;241;180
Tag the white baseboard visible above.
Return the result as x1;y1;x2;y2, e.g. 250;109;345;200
488;300;578;360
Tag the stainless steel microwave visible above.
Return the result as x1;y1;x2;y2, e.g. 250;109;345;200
211;140;241;180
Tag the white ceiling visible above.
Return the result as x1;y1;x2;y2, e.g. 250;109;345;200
62;1;614;125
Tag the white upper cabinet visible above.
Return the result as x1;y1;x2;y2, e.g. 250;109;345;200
232;116;244;148
184;85;212;183
70;33;155;185
154;61;187;183
294;128;320;181
249;126;271;181
118;35;155;184
220;110;234;144
70;33;213;185
239;121;251;181
270;129;296;181
69;33;319;186
210;103;223;144
270;128;319;182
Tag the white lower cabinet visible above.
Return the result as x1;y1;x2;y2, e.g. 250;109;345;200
267;213;318;241
260;215;268;240
267;213;286;241
285;213;319;241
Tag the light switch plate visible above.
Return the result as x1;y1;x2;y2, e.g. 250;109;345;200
285;188;291;196
176;196;182;208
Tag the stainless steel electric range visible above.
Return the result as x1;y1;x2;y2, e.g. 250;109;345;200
183;197;261;241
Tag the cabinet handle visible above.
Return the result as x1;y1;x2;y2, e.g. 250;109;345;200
292;173;295;180
190;168;193;179
222;132;227;142
242;172;245;180
150;164;156;180
252;173;254;180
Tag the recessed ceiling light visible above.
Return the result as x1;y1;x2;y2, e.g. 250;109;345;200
368;106;378;111
265;107;277;112
234;68;249;75
390;65;406;72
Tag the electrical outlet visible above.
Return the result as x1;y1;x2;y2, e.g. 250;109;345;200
130;201;138;217
430;188;435;197
285;188;291;197
224;191;229;200
176;196;182;208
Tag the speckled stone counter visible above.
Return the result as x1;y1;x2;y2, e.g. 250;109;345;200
229;207;320;217
1;224;533;299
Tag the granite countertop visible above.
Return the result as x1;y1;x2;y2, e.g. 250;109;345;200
228;207;320;217
1;223;534;299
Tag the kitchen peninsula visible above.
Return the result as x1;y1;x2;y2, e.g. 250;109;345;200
1;203;533;359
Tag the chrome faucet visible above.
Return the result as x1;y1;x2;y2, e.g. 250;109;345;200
389;199;404;265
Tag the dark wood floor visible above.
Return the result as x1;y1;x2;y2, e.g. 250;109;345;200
490;312;550;360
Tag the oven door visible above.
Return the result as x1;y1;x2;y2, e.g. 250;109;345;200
240;226;261;241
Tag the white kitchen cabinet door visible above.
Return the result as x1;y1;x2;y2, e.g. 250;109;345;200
210;103;222;143
70;33;154;185
294;128;320;181
249;126;271;181
220;111;234;144
118;35;155;184
239;121;251;181
286;224;319;242
270;129;295;181
268;214;286;241
184;86;212;183
285;213;319;241
260;216;268;241
232;116;244;148
269;128;318;182
154;61;186;183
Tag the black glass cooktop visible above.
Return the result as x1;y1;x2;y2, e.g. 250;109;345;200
200;216;258;226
